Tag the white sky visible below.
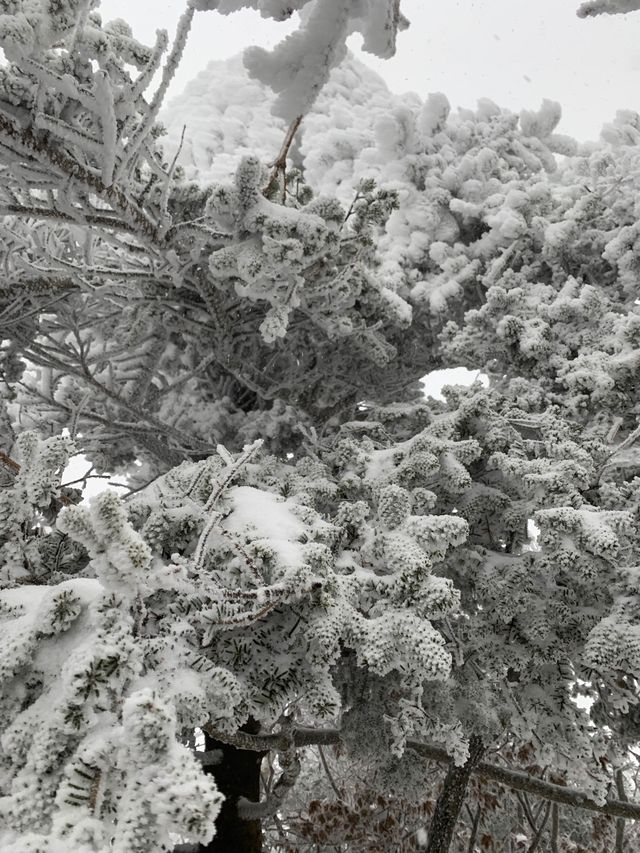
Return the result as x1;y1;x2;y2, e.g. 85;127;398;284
98;0;640;141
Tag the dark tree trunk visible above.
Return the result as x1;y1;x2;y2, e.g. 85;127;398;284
198;720;267;853
426;735;484;853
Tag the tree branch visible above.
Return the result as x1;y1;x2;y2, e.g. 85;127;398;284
203;725;640;823
616;768;628;853
526;800;551;852
550;803;560;853
238;741;300;820
263;114;303;200
0;202;138;233
0;112;159;243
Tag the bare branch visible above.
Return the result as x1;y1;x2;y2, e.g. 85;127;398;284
550;803;560;853
262;114;303;200
526;800;551;852
318;743;343;801
201;725;640;823
616;768;628;853
467;805;482;853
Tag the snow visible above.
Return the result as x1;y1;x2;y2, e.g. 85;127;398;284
6;0;640;845
421;368;489;400
1;577;101;611
161;51;396;189
223;485;307;541
419;92;450;137
161;55;286;184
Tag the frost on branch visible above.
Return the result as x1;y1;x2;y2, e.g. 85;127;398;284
242;0;407;121
57;490;154;597
199;154;406;373
186;0;407;123
0;432;74;586
349;389;639;791
0;429;471;847
5;0;640;845
125;438;463;748
0;583;223;852
0;11;412;478
0;486;223;852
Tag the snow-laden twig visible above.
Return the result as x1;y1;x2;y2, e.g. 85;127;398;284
93;71;118;187
159;124;186;216
126;28;170;113
262;114;303;201
0;112;159;242
115;3;195;183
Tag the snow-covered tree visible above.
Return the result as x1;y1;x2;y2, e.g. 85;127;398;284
2;2;640;853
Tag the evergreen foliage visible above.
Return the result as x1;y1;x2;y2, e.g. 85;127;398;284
1;1;640;851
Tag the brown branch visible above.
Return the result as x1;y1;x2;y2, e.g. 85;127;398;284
516;790;537;832
88;770;102;813
0;450;20;474
201;725;640;823
5;276;80;294
616;769;628;853
467;805;482;853
318;743;343;801
238;733;300;820
426;735;485;853
262;115;303;200
526;800;552;852
271;115;303;173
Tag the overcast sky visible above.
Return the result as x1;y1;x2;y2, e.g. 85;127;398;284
98;0;640;141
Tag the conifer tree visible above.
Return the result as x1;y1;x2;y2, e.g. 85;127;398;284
1;2;640;853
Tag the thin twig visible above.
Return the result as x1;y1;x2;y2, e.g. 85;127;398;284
526;800;552;852
262;114;303;200
318;744;343;801
616;769;628;853
550;803;560;853
467;805;482;853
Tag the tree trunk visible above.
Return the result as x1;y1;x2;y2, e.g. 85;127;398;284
199;720;267;853
426;735;485;853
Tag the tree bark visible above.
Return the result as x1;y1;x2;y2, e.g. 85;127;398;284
615;769;627;853
199;720;267;853
426;735;485;853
